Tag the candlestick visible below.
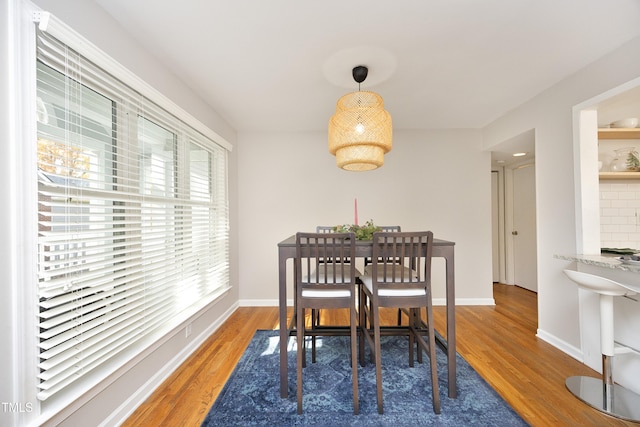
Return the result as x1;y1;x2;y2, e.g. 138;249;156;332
354;198;358;226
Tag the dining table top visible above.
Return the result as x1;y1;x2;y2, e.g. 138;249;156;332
277;234;456;247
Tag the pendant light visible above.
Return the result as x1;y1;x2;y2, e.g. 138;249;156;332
328;66;392;171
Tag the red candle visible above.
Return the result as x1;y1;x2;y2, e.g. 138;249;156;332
354;198;358;225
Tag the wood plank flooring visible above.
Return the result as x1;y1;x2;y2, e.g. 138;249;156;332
122;284;636;426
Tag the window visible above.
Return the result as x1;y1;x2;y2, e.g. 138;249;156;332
34;27;230;402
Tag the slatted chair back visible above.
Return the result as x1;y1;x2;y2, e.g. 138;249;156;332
314;226;360;271
364;225;402;267
378;225;402;233
370;231;432;301
296;232;356;298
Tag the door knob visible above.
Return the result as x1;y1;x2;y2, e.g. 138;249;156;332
512;231;518;235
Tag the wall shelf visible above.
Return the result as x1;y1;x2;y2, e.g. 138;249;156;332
598;128;640;139
599;172;640;180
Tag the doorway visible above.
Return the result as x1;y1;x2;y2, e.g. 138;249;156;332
490;129;538;292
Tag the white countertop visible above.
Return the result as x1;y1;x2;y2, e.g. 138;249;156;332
555;253;640;293
555;253;640;272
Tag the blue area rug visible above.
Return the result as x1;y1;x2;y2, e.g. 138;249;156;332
201;330;527;426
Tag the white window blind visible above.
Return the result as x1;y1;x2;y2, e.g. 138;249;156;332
35;28;230;401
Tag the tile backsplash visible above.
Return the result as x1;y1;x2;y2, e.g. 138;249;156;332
600;181;640;250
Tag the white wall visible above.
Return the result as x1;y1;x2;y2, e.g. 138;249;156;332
483;35;640;362
2;1;239;426
237;129;494;306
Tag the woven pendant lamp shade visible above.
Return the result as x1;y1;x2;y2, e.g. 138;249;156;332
328;90;392;171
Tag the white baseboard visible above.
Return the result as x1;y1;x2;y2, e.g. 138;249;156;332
239;298;496;307
536;328;583;362
437;298;496;306
240;299;282;307
102;301;239;427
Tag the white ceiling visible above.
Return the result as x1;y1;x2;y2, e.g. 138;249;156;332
94;0;640;138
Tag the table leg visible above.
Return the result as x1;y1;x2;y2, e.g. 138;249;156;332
445;248;456;398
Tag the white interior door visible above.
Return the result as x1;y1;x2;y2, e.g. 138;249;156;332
512;164;538;292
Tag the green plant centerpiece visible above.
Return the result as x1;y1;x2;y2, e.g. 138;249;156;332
333;220;382;240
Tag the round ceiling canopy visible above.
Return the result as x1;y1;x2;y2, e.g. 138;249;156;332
323;46;397;89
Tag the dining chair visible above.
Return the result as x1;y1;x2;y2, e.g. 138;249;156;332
295;232;359;415
311;227;335;355
359;231;440;415
363;226;405;325
309;226;362;362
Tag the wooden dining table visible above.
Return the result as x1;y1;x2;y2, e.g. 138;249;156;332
277;234;457;399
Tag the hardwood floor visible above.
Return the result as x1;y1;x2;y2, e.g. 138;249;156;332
123;284;636;426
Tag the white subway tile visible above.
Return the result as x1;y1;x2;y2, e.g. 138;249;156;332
612;232;630;242
620;192;636;200
612;217;629;225
600;184;640;248
620;224;637;232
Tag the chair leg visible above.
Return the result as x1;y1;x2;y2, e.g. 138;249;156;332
408;309;415;368
350;302;359;415
358;286;366;367
311;309;318;363
412;308;423;365
425;300;441;414
297;305;304;414
368;299;375;365
372;301;384;414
